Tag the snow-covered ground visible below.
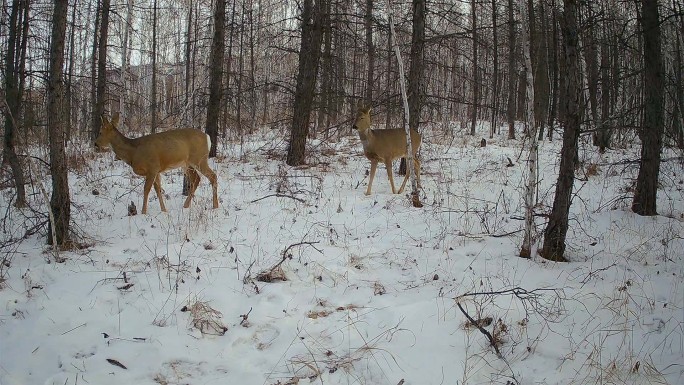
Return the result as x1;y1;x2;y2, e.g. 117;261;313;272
1;127;682;385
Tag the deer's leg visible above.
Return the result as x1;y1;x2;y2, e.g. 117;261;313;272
197;159;219;209
183;168;201;208
153;174;167;212
414;157;421;189
142;175;155;214
397;157;421;194
385;160;397;194
366;160;378;195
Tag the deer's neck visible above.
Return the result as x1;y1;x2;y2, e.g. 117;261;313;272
109;129;136;165
358;128;374;147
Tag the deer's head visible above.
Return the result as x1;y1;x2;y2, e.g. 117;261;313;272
95;114;119;151
353;106;372;133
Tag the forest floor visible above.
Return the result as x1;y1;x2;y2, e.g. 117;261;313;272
1;127;683;385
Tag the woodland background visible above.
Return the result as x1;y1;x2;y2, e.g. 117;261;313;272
1;0;683;261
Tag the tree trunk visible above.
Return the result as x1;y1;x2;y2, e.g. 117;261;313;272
595;17;612;153
206;0;227;158
470;0;479;136
47;0;71;248
547;0;559;140
89;1;101;141
94;0;110;138
286;0;325;166
490;0;498;138
150;0;158;133
364;0;374;104
2;0;27;207
506;0;516;139
400;0;425;178
540;0;581;262
519;0;537;259
120;0;134;125
632;0;664;216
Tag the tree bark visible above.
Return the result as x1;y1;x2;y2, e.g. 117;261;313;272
2;0;27;207
506;0;516;139
89;0;101;141
470;0;479;136
519;0;538;259
206;0;227;158
540;0;581;262
94;0;110;137
150;0;158;133
286;0;325;166
47;0;71;247
490;0;498;138
364;0;374;105
400;0;425;177
632;0;664;216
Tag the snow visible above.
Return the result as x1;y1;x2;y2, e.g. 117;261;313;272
1;130;682;385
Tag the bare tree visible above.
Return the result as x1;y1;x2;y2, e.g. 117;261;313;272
2;0;28;208
92;0;111;141
540;0;581;262
519;0;537;259
151;0;158;133
470;0;479;136
206;0;227;158
506;0;517;140
47;0;71;247
286;0;325;166
632;0;665;216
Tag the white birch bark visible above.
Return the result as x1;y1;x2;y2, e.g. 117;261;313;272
385;0;420;205
520;0;538;258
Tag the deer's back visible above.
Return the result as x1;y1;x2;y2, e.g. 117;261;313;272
131;129;209;170
364;128;421;160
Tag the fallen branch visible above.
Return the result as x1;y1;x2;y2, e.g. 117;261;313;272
250;193;306;204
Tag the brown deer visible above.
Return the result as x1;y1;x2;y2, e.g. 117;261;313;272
95;114;219;214
353;106;421;195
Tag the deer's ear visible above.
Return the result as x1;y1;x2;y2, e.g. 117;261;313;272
111;113;120;126
366;106;372;114
101;115;109;125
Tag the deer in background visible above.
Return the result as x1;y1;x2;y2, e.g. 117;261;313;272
95;114;219;214
353;106;421;195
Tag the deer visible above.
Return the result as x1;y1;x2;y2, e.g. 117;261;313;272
352;106;421;195
94;114;219;214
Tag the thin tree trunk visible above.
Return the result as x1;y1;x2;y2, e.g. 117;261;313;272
286;0;325;166
506;0;516;139
150;0;158;133
120;0;134;125
47;0;71;248
491;0;498;138
519;0;538;259
400;0;425;178
596;17;612;153
547;0;559;140
386;0;421;207
206;0;227;157
2;0;27;207
94;0;110;138
364;0;374;105
540;0;581;262
632;0;664;216
89;0;101;141
66;0;77;141
470;0;479;136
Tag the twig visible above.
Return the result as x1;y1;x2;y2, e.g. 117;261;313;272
456;302;502;358
250;193;306;204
